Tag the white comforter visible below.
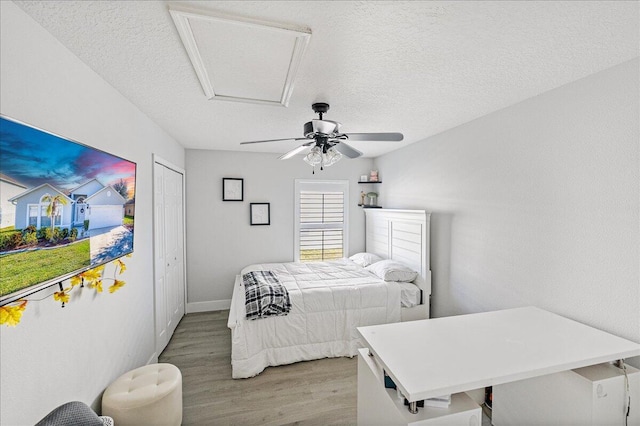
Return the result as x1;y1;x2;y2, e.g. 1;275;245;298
228;259;401;378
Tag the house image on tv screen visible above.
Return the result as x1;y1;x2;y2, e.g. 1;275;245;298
0;173;27;229
0;115;136;304
9;178;126;231
70;179;127;229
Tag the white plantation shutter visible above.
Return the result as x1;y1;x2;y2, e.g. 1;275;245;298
295;180;349;262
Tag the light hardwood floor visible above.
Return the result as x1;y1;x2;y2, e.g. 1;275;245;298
159;311;491;426
158;311;357;425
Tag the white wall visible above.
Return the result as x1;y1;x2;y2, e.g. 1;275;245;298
0;3;185;424
374;59;640;367
185;149;374;310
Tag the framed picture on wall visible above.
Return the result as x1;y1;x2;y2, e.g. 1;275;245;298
222;178;243;201
250;203;270;226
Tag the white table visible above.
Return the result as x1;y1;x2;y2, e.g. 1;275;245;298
357;306;640;415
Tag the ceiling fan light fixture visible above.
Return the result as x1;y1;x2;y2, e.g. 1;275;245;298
323;146;342;167
303;146;322;166
303;144;342;169
239;102;403;172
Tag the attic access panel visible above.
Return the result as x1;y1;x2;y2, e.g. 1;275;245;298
169;5;311;107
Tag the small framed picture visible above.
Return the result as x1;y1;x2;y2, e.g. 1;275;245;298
222;178;243;201
250;203;270;226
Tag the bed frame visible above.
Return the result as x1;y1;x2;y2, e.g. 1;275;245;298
364;209;431;321
227;208;432;378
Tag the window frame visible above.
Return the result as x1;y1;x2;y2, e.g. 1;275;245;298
294;179;349;262
27;204;39;227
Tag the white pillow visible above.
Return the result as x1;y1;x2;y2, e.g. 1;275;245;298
349;252;383;267
366;260;418;282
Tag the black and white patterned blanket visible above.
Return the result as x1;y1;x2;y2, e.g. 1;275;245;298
243;271;291;320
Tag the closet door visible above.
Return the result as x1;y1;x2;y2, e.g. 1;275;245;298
154;160;185;355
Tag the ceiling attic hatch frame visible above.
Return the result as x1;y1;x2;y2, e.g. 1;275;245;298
169;5;311;107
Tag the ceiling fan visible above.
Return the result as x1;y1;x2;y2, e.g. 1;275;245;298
240;103;403;172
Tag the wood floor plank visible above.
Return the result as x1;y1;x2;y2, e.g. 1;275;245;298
159;311;357;425
159;310;489;425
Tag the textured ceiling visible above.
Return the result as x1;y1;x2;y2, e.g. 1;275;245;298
14;1;640;158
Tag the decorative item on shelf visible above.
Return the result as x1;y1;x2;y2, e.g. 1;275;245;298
367;192;378;206
360;175;368;182
369;170;379;182
360;191;366;206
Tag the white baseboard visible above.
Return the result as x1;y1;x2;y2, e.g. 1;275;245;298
186;299;231;313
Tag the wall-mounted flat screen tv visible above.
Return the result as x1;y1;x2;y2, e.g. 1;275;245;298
0;116;136;306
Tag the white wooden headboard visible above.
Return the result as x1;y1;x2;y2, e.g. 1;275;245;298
364;209;431;320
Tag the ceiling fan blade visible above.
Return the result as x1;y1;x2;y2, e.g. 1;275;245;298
240;137;308;145
334;142;363;159
278;142;313;160
343;132;404;142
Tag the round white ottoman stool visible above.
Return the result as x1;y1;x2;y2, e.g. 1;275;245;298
102;363;182;426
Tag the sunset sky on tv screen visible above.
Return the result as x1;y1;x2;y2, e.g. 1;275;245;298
0;117;135;199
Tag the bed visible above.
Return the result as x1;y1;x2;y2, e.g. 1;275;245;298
227;209;431;378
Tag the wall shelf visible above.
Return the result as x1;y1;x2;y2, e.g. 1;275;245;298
359;175;381;207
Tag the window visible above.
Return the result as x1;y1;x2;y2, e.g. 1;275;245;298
295;180;349;262
40;204;52;228
52;206;62;226
28;205;38;227
28;202;63;228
